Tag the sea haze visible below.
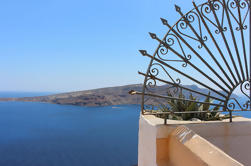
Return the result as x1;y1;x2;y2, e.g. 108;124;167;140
0;92;139;166
0;91;55;98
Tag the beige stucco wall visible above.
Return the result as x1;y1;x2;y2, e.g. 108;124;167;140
138;114;158;166
184;121;251;165
138;114;251;166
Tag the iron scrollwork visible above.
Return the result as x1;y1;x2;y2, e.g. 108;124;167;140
137;0;251;122
156;33;192;67
227;80;250;110
227;0;250;31
201;0;227;34
176;10;208;49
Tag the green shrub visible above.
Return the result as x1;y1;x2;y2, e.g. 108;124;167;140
156;91;230;121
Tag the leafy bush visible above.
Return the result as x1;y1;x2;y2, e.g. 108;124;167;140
156;91;230;121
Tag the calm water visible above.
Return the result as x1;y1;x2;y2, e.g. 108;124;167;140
0;97;140;166
0;92;250;166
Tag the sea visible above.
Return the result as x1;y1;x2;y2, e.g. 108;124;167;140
0;92;139;166
0;92;250;166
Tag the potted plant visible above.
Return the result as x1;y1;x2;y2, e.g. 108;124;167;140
156;91;231;121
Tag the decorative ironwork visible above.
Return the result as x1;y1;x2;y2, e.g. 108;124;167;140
131;0;251;123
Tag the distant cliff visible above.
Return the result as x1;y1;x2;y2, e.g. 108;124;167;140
0;84;231;106
0;84;143;106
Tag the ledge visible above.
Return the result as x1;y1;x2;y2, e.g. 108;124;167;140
143;114;251;126
138;114;251;166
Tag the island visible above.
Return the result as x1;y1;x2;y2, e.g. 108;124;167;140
0;84;230;106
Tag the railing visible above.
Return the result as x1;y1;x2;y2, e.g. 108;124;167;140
131;0;251;123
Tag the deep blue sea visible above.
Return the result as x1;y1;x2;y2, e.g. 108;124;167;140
0;92;250;166
0;92;140;166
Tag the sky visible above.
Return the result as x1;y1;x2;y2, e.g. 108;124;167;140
0;0;204;92
0;0;248;94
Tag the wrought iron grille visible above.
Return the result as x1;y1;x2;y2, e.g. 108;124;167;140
130;0;251;122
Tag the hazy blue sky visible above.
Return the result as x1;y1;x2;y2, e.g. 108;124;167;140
0;0;203;92
1;0;247;94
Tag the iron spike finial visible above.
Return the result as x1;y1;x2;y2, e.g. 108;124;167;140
149;32;157;39
192;1;196;5
139;50;147;56
174;5;181;12
128;90;136;95
160;18;168;25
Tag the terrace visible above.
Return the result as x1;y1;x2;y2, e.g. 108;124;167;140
138;114;251;166
131;0;251;165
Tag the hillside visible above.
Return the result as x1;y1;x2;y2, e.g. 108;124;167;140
0;84;143;106
0;84;231;106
